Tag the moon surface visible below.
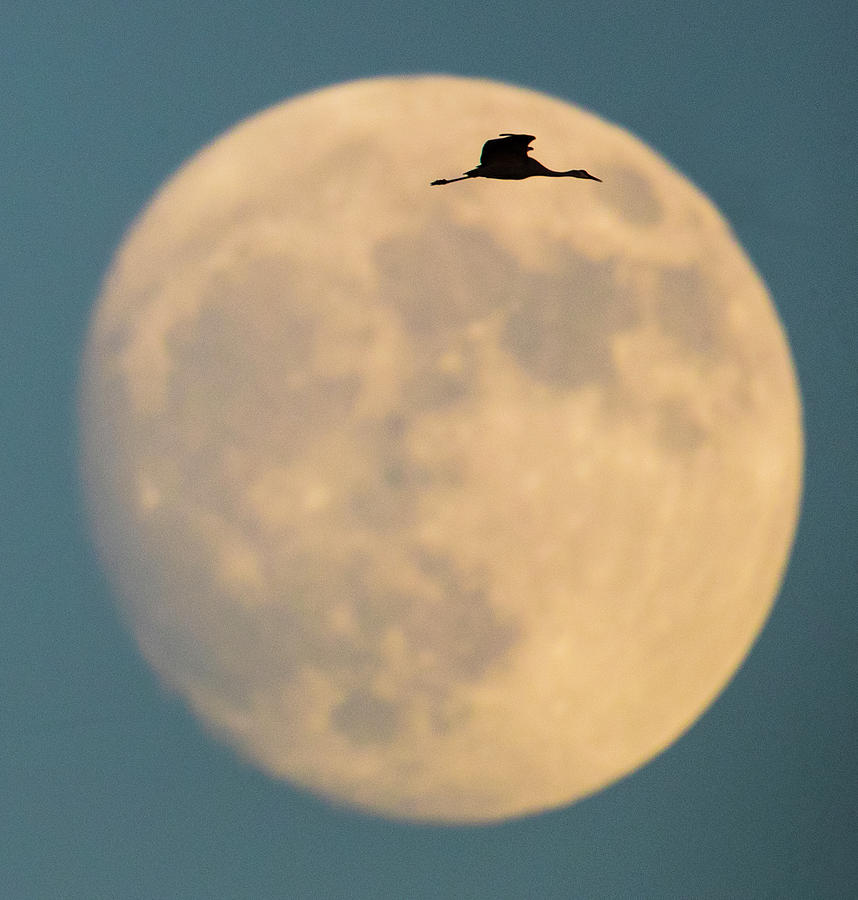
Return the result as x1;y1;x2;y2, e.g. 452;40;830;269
80;75;803;823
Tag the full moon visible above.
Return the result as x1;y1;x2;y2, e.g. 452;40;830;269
80;76;802;823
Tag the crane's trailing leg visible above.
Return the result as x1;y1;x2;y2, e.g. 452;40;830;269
430;175;471;186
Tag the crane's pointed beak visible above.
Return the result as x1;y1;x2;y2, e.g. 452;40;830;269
582;171;602;182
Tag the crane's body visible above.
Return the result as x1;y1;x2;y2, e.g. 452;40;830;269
431;134;601;186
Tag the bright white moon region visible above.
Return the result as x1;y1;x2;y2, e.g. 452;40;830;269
80;76;803;823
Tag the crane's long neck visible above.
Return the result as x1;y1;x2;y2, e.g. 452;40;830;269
550;168;601;181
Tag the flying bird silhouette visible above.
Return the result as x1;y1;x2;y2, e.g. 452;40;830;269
431;133;602;186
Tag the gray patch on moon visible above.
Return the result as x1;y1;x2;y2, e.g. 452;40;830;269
107;242;525;748
599;166;663;226
165;256;364;471
327;553;520;746
331;689;403;745
113;463;521;743
501;253;638;388
376;220;639;392
656;265;723;355
349;416;436;531
374;215;730;464
376;220;501;342
654;397;709;453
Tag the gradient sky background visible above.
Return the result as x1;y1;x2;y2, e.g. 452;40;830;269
3;2;856;898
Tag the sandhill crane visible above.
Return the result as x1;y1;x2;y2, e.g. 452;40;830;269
431;133;601;186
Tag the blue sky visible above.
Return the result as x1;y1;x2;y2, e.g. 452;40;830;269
3;2;857;897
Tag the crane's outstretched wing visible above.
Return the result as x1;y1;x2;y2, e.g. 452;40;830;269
479;133;535;165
